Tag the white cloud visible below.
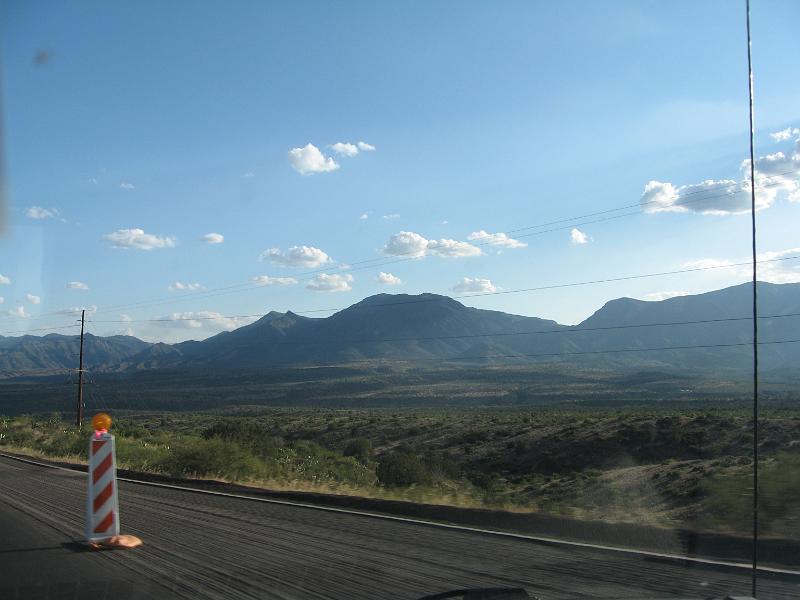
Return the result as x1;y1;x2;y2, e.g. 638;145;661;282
66;281;89;290
682;258;735;270
747;149;800;204
89;177;98;185
570;228;589;245
7;305;28;318
250;275;298;286
167;281;204;292
755;247;800;283
428;238;483;258
114;314;134;336
306;273;354;292
382;213;400;220
359;213;370;220
331;142;359;157
26;293;41;305
201;232;224;244
641;178;763;215
441;220;449;225
260;245;331;268
384;231;429;258
643;291;689;301
152;310;253;331
104;228;176;250
242;171;255;178
383;231;482;259
57;305;98;316
683;247;800;284
120;182;135;190
640;180;682;212
451;277;497;294
467;230;527;249
642;132;800;214
25;206;58;220
288;143;339;175
329;141;375;159
0;297;4;304
377;272;402;285
770;127;800;142
0;274;9;285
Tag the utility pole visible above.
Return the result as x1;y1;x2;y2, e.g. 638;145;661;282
744;1;759;595
76;309;85;429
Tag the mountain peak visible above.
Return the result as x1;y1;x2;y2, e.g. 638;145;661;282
257;310;288;322
3;282;800;376
346;292;465;311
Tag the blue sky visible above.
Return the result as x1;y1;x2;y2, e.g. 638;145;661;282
1;0;798;342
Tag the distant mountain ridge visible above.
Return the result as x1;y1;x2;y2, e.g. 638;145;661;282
2;282;799;377
0;333;151;376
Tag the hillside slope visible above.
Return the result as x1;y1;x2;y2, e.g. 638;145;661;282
2;282;799;376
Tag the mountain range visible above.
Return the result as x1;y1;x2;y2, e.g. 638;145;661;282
2;281;799;378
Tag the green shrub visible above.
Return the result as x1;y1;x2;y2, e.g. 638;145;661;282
469;472;500;492
700;452;800;535
160;436;265;480
425;451;460;480
113;421;151;440
377;450;432;486
201;420;280;459
461;430;489;444
41;429;87;459
343;437;373;464
115;437;169;472
0;421;36;448
468;471;504;505
286;440;375;486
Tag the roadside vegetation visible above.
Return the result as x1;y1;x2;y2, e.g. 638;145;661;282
2;407;799;539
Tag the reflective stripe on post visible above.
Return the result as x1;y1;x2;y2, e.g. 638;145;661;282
86;431;120;542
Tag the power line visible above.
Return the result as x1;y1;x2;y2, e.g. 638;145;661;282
0;368;72;378
2;174;795;325
328;337;800;365
84;313;800;338
235;310;794;343
10;309;796;363
504;171;795;236
11;176;796;324
452;255;798;301
6;254;798;340
82;254;800;324
85;177;800;316
85;312;800;371
86;311;800;348
0;324;81;336
221;174;799;281
280;173;796;274
2;337;798;379
83;311;800;378
308;171;799;268
0;174;794;325
90;254;800;322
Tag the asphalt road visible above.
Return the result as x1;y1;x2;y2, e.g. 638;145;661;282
0;455;798;600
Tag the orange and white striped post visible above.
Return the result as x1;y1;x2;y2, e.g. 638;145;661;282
85;413;142;550
86;413;120;542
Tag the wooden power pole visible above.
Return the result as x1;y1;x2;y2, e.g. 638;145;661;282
76;309;85;429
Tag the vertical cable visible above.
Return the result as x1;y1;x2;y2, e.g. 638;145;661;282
744;0;759;596
77;309;85;429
